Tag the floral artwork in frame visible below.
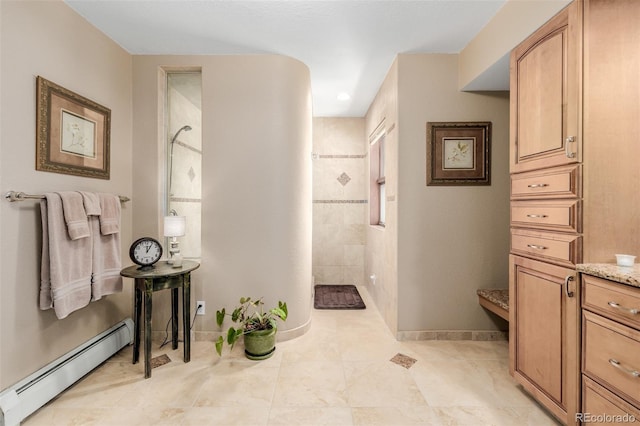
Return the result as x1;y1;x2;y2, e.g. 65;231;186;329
426;121;491;186
36;76;111;179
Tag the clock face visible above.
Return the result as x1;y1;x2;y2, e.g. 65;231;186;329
129;237;163;268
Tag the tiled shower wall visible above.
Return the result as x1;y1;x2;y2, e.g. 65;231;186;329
167;72;202;259
312;118;367;286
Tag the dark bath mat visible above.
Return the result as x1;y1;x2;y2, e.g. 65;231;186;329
314;284;366;310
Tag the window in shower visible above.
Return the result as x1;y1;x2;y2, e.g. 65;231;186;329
166;71;202;258
369;122;386;227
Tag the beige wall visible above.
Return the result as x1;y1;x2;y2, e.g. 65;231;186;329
459;0;571;90
365;61;400;335
132;55;313;340
312;118;367;287
0;1;133;388
396;54;510;336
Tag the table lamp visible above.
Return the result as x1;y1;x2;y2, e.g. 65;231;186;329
164;211;186;267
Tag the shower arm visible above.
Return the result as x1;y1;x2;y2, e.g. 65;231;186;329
168;125;192;196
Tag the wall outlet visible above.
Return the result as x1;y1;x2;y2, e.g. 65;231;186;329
196;301;205;315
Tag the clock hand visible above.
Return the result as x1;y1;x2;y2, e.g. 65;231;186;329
146;243;151;253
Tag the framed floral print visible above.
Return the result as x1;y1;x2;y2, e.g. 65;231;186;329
36;76;111;179
426;121;491;186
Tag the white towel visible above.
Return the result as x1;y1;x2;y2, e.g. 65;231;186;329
40;193;92;319
98;193;120;235
57;191;90;240
80;191;101;216
92;193;123;300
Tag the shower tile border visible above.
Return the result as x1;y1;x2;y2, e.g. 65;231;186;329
313;200;368;204
317;154;366;159
170;197;202;203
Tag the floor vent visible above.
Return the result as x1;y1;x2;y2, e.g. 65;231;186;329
0;318;133;426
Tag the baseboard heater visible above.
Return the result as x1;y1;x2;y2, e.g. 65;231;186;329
0;318;134;426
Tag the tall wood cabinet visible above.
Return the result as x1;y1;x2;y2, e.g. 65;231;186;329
510;1;640;424
509;2;582;424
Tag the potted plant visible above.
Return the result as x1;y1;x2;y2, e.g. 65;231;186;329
215;297;288;360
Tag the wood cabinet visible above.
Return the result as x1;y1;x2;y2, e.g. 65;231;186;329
509;1;640;423
580;273;640;423
509;4;582;424
509;2;581;174
509;255;580;424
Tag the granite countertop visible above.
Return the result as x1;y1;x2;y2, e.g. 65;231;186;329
576;263;640;288
477;288;509;311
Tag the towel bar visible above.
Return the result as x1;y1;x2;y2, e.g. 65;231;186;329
4;191;130;203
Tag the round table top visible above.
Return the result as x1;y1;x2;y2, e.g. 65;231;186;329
120;260;200;279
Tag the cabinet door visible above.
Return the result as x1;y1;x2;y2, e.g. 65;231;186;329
509;255;580;424
510;2;581;173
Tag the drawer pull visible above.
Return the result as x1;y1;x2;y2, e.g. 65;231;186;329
527;244;547;250
564;275;575;298
527;183;549;188
609;358;640;378
607;301;639;315
526;214;548;218
565;136;576;158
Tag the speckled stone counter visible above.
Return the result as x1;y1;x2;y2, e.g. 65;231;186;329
477;289;509;311
576;263;640;288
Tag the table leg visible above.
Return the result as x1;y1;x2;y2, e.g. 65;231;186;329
183;273;191;363
144;285;153;379
133;283;142;365
171;287;179;350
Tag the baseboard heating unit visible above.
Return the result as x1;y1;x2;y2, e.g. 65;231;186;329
0;318;133;426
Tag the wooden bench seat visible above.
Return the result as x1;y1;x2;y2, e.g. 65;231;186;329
477;288;509;322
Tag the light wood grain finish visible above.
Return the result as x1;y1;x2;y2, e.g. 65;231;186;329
511;165;581;200
583;311;640;408
582;377;640;424
582;0;640;263
511;228;581;267
510;3;581;174
511;199;581;232
509;255;580;423
583;275;640;329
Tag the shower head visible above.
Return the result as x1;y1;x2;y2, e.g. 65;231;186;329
170;125;192;145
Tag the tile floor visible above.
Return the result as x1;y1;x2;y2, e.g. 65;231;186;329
24;287;560;425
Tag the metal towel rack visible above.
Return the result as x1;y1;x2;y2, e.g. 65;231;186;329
4;191;130;203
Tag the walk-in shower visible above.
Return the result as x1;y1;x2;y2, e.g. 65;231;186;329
166;72;202;259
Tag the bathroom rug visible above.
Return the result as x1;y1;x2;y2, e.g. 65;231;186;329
314;284;366;309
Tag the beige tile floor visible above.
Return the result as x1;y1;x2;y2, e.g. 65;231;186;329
24;287;560;426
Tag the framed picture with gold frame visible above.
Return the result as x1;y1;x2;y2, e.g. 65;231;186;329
426;121;491;186
36;76;111;179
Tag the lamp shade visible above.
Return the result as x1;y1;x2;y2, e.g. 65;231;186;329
164;215;186;237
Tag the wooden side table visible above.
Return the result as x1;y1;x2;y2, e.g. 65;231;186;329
120;260;200;378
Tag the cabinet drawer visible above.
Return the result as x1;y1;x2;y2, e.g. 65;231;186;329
511;200;581;232
583;311;640;407
511;165;581;200
582;376;640;424
511;229;581;266
583;275;640;330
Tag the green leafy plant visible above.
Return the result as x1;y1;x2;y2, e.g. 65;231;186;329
215;297;288;356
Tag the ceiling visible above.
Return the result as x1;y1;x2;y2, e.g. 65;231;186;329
65;0;514;117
